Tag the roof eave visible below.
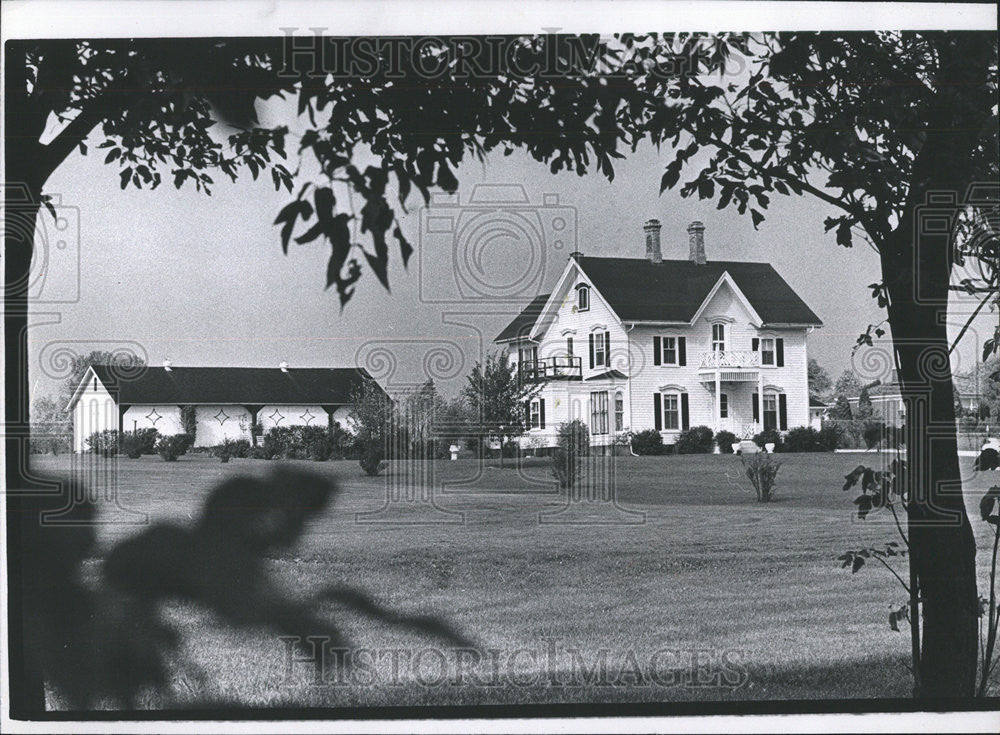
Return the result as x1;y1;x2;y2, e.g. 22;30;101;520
760;321;823;329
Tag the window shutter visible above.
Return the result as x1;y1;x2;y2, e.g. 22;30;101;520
678;337;687;366
524;400;531;427
604;332;611;365
779;394;788;430
653;336;661;366
681;393;690;430
752;393;759;423
776;338;785;367
653;393;662;431
589;333;595;369
752;337;759;352
539;399;546;430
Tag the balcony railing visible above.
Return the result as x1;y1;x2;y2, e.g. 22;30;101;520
519;356;583;382
699;350;760;369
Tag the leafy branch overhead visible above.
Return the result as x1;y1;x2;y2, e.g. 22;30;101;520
11;36;645;303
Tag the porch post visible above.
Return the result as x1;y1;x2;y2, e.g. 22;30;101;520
757;372;765;431
714;372;721;431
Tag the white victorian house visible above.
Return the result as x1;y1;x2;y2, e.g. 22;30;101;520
67;362;381;452
495;219;823;448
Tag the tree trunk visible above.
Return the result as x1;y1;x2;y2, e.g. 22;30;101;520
6;40;59;715
882;224;979;698
5;183;48;717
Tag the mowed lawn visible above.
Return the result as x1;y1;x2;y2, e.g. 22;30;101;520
30;451;1000;707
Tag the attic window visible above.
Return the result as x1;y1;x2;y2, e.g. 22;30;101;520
576;284;590;311
92;376;97;391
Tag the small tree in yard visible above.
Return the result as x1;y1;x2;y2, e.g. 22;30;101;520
743;452;781;502
808;358;833;400
829;395;854;421
349;379;392;477
462;351;541;469
552;420;589;489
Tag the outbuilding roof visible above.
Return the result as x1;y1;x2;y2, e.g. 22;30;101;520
72;365;380;407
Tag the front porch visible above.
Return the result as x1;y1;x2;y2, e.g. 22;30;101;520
698;351;770;438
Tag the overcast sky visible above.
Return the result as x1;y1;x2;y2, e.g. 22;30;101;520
28;114;992;401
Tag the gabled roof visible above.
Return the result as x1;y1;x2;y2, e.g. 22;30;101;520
494;257;821;341
586;369;628;381
71;365;380;408
575;256;822;326
495;293;551;342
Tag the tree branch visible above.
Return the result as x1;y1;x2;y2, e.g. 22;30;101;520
949;290;997;355
39;83;139;184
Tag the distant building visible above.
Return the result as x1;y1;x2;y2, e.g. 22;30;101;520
808;397;828;430
66;363;382;452
846;379;985;427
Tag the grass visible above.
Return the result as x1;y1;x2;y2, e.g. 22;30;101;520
29;450;1000;707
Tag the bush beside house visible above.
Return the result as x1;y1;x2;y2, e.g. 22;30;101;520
675;426;715;454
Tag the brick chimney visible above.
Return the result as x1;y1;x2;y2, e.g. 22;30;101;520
688;221;706;265
643;219;662;264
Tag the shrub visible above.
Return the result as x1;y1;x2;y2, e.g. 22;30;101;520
249;445;270;460
817;423;842;451
134;427;160;454
675;425;714;454
863;420;887;449
179;405;198;444
226;438;251;458
551;420;589;488
156;434;191;462
743;451;782;502
631;429;663;456
752;428;782;451
215;437;245;463
714;430;738;453
358;438;386;476
120;431;145;459
783;426;824;452
85;429;119;457
303;425;334;461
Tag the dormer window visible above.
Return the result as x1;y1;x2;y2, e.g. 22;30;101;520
576;284;590;312
712;323;726;352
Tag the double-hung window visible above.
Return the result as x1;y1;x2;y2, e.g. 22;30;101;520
577;285;590;311
760;338;775;366
590;391;609;435
614;391;624;432
661;336;677;365
530;400;541;429
591;331;610;368
662;393;680;430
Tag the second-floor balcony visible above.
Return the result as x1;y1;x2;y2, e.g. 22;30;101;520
699;350;760;369
518;356;583;382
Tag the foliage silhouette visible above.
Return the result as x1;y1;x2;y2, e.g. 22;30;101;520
20;466;472;709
